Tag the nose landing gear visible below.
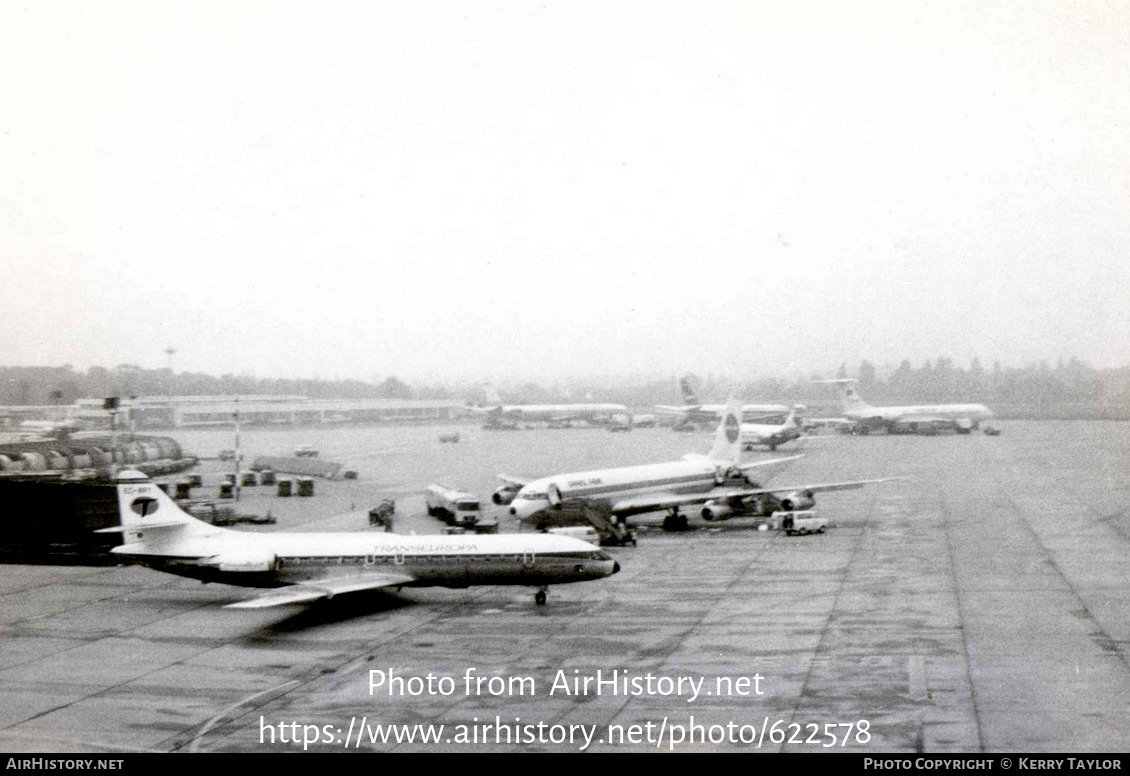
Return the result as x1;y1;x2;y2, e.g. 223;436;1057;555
534;587;548;606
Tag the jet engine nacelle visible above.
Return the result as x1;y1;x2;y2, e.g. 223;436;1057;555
700;502;734;522
492;486;520;506
213;551;277;573
778;490;815;511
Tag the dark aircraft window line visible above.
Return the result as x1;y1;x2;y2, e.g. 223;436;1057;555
273;551;608;567
560;472;717;498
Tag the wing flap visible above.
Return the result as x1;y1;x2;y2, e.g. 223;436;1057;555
224;572;416;609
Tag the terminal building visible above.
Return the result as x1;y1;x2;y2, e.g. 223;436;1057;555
62;396;469;429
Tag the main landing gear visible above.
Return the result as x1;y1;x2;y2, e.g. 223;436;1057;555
662;508;689;532
535;586;548;606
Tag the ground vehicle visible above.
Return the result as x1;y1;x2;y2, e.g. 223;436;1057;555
369;499;396;530
608;414;632;432
774;510;827;536
294;445;319;457
425;484;484;527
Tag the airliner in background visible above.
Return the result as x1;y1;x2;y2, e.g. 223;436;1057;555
656;377;789;428
470;385;627;426
99;471;619;607
741;406;804;451
818;379;993;434
496;399;890;539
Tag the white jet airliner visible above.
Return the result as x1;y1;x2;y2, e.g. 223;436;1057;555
100;471;619;607
741;405;804;451
471;385;627;426
819;379;993;435
656;377;789;428
496;399;888;538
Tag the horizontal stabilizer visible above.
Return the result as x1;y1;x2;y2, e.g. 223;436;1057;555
224;572;416;609
95;521;191;534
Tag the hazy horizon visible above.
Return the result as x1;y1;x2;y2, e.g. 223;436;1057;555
3;1;1128;382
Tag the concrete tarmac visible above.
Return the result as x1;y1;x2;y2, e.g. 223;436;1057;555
0;422;1126;752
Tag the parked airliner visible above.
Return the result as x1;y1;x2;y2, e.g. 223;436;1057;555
471;385;627;426
656;377;789;428
100;471;619;607
819;379;993;434
741;406;804;451
497;399;888;538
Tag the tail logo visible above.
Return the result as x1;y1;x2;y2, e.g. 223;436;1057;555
724;413;740;443
130;497;160;517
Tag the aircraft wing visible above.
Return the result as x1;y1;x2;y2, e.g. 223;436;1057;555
735;454;804;474
608;477;898;519
497;473;531;486
224;572;416;609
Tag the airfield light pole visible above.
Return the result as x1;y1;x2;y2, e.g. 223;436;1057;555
165;348;177;428
104;397;120;477
233;396;241;502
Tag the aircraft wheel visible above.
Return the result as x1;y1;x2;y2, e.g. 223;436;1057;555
535;590;547;606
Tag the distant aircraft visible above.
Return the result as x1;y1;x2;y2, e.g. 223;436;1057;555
818;379;993;434
656;377;789;428
497;399;888;538
15;419;82;438
741;405;804;451
471;385;627;426
99;471;619;607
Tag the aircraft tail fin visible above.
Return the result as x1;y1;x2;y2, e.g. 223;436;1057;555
483;384;503;407
107;470;217;544
679;376;700;406
817;378;870;412
783;405;802;429
707;396;743;462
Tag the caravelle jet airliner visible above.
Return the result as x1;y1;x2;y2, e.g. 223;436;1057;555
741;405;804;451
100;471;619;607
819;379;993;434
496;399;890;538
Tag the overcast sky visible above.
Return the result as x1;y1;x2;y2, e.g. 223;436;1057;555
2;1;1127;382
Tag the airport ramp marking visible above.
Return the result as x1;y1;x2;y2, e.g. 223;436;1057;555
907;655;929;701
187;678;301;753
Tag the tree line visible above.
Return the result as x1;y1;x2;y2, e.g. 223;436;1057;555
2;359;1129;419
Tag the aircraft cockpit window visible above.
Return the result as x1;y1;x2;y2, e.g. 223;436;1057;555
522;492;548;501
